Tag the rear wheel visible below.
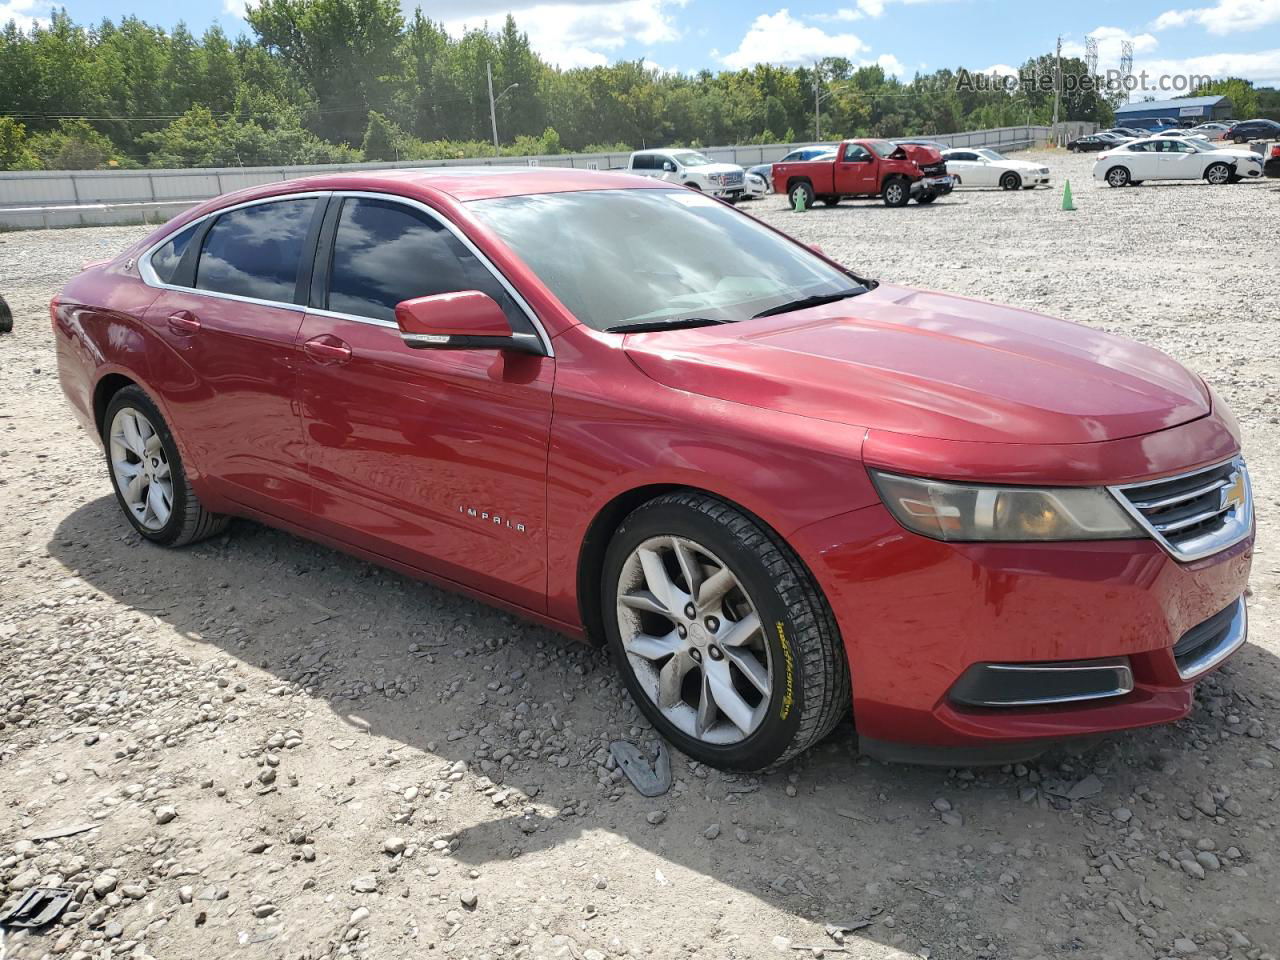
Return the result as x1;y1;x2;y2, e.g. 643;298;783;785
1000;171;1021;190
103;386;227;546
0;295;11;334
602;492;850;771
1105;166;1131;188
788;180;815;208
882;178;909;206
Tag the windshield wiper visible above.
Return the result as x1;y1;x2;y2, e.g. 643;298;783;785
604;317;731;334
751;288;866;320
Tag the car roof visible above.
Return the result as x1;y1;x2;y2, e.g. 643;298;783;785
204;166;673;209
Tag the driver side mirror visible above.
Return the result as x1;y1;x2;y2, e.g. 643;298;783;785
395;291;542;354
662;161;676;172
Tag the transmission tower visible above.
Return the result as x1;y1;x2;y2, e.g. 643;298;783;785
1085;36;1099;76
1120;40;1134;102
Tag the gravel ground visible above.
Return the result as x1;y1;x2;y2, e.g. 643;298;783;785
1;148;1278;960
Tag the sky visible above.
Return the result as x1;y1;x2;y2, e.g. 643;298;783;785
3;0;1279;87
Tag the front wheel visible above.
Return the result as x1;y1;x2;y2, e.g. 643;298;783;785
882;179;909;206
602;492;850;771
1204;162;1231;185
1000;172;1021;191
915;192;937;204
103;386;228;546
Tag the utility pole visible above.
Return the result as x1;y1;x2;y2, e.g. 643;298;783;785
486;61;520;158
1051;35;1062;146
814;71;822;141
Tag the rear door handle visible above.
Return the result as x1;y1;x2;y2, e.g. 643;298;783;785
303;334;352;364
166;311;201;336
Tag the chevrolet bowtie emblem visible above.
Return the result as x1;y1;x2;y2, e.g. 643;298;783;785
1220;471;1246;512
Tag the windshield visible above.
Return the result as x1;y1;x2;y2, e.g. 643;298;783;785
866;139;900;158
469;189;865;332
976;149;1005;161
672;151;713;167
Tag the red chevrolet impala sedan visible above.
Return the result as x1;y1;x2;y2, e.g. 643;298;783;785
53;168;1253;770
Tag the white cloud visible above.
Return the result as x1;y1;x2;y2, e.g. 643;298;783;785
977;62;1019;77
719;9;867;69
811;0;944;20
872;53;906;76
0;0;47;29
1152;0;1280;34
447;0;684;69
1137;47;1280;85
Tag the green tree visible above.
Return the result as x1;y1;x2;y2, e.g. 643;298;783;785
361;110;400;160
1188;78;1258;120
0;116;40;169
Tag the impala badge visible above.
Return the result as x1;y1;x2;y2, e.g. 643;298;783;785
459;505;526;533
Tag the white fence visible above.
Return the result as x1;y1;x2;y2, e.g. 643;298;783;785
0;124;1088;230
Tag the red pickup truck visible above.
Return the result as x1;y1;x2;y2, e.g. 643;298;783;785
773;138;954;208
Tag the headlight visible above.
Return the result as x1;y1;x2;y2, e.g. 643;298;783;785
869;470;1144;542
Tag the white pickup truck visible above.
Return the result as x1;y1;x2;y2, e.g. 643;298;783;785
626;149;747;202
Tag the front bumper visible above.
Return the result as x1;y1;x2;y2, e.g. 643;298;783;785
791;501;1253;763
910;175;955;196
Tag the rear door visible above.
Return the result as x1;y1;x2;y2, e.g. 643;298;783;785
142;194;325;520
1121;142;1159;179
834;144;878;194
294;193;555;610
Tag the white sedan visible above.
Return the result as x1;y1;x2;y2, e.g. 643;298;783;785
1093;137;1265;187
742;171;769;200
940;148;1051;190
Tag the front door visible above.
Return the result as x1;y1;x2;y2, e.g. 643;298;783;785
836;144;879;193
144;195;322;519
295;194;555;611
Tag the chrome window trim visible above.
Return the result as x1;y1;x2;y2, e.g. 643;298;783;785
1108;456;1252;563
327;190;553;357
136;188;554;357
137;191;329;311
1176;597;1247;680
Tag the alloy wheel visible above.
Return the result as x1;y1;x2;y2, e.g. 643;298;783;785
109;407;173;531
615;536;772;745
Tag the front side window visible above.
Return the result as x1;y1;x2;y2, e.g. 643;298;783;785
150;223;197;285
949;151;978;162
326;197;523;327
469;188;864;332
195;198;317;302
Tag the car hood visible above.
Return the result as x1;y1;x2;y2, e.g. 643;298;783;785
622;284;1210;445
896;144;944;165
691;163;743;175
1002;158;1049;171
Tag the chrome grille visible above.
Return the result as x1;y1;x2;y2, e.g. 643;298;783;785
1110;456;1252;562
724;171;744;186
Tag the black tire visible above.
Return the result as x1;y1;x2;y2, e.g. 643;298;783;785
102;385;228;547
1227;174;1243;184
882;178;909;206
1204;162;1231;185
1000;171;1021;191
788;180;815;209
601;492;851;772
0;295;11;334
1105;165;1131;188
819;195;841;206
915;192;937;204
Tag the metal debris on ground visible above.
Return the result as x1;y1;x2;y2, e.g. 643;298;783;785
0;887;74;929
609;740;673;797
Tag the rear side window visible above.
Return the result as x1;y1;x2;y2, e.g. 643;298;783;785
195;198;318;303
150;224;197;284
325;197;524;327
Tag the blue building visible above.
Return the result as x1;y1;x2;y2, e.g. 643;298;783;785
1115;95;1233;125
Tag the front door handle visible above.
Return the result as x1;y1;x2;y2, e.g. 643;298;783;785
303;334;352;364
166;310;201;336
